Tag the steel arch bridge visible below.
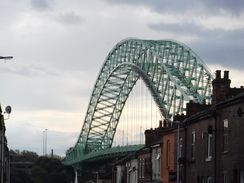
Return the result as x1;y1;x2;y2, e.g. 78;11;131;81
64;38;214;167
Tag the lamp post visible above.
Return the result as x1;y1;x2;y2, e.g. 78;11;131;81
0;56;13;60
45;129;48;155
0;56;13;63
43;131;45;156
174;121;181;183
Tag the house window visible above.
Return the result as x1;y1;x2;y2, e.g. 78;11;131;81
240;170;244;183
155;152;161;174
207;176;211;183
207;133;213;159
197;176;200;183
142;158;145;178
139;158;145;178
201;176;204;183
223;171;228;183
139;158;142;178
197;176;205;183
167;140;170;167
191;131;196;160
223;119;228;152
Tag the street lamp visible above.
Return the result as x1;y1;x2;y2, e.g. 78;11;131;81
42;129;48;156
45;129;48;155
4;106;12;120
0;56;13;61
173;121;181;183
43;131;45;156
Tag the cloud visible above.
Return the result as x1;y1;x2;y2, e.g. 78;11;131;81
0;62;59;78
54;11;84;25
0;60;93;114
31;0;52;11
102;0;244;15
6;121;79;156
201;0;244;15
149;22;203;37
185;28;244;70
148;17;244;70
1;0;243;156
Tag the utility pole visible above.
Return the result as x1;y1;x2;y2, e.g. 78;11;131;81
45;129;48;155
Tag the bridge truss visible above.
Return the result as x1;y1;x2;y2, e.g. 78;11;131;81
64;38;214;168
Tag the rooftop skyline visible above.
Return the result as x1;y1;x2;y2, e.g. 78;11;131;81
0;0;243;156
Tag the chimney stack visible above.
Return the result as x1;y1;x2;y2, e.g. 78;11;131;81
212;70;231;105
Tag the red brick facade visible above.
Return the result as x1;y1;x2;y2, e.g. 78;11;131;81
112;70;244;183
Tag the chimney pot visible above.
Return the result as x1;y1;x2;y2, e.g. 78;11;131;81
224;70;229;79
159;120;162;127
216;70;221;79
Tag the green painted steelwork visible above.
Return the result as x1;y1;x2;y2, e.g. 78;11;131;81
64;38;214;167
63;144;144;166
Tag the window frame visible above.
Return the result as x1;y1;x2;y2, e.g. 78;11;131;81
206;133;213;161
223;171;228;183
167;140;170;167
207;176;211;183
223;119;228;153
191;130;196;160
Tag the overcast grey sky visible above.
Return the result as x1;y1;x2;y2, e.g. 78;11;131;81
0;0;243;156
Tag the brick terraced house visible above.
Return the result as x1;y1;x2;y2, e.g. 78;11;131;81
0;105;10;183
112;70;244;183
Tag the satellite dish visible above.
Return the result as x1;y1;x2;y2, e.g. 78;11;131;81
5;106;12;114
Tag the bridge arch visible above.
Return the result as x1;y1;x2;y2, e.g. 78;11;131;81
65;38;214;165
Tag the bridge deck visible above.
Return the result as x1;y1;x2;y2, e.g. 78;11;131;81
63;144;144;166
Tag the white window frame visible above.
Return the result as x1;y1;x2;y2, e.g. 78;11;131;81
223;171;228;183
191;131;196;159
207;176;211;183
223;119;228;152
142;158;145;178
167;140;170;167
206;133;212;161
139;158;142;178
201;176;204;183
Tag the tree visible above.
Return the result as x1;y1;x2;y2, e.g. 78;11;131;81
47;172;67;183
10;169;32;183
34;157;74;183
10;150;74;183
20;150;39;162
31;166;48;183
10;149;38;162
